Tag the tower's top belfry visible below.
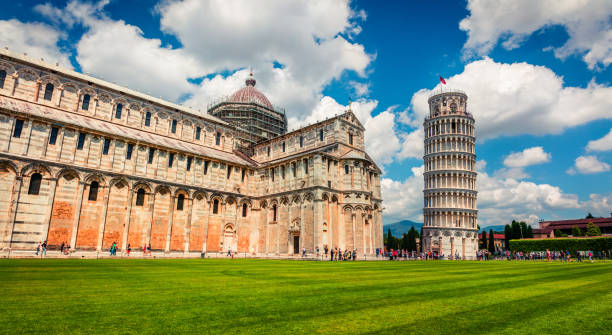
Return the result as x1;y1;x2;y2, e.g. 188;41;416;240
427;89;470;119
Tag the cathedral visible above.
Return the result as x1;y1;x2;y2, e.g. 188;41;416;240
0;48;383;257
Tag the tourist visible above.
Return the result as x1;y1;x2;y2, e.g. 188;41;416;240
41;241;47;257
60;242;65;254
352;249;356;261
324;245;328;258
316;246;320;259
577;251;582;262
227;248;232;257
330;247;334;261
302;247;306;258
147;243;152;255
376;248;379;258
588;251;593;263
546;249;551;262
35;242;41;256
127;244;131;256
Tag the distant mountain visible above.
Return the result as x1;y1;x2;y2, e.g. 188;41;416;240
383;220;423;237
479;225;507;233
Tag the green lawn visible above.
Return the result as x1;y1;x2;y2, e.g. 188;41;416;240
0;259;610;334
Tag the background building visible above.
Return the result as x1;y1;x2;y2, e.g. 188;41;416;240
533;214;612;238
0;49;383;257
422;89;478;259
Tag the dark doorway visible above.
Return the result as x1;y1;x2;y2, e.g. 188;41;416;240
293;236;300;254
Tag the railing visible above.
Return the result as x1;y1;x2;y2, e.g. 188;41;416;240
428;88;466;99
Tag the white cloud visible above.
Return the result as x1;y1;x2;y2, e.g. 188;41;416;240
587;128;612;152
460;0;612;70
409;58;612;140
503;146;551;167
157;0;373;115
381;165;424;223
348;80;370;97
0;19;72;68
567;155;610;174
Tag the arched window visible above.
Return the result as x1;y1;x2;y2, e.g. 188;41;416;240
215;131;221;146
88;181;99;201
272;204;277;221
43;83;54;101
348;132;353;145
171;119;177;134
115;103;123;119
319;129;324;141
82;94;90;111
28;173;42;195
345;165;349;174
212;199;219;214
0;70;6;89
177;194;184;211
299;136;303;147
242;203;248;217
136;188;145;206
144;111;151;126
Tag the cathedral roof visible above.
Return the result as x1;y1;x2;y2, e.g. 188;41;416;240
228;73;274;110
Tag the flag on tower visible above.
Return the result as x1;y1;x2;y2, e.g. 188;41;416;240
439;76;446;85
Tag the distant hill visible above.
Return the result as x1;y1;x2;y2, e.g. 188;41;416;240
383;220;423;237
479;225;507;233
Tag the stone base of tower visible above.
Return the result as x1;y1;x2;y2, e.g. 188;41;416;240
422;227;478;260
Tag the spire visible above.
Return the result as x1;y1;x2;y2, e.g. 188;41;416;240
245;72;256;87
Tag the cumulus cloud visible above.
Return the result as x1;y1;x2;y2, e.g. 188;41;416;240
567;155;611;175
0;19;72;68
410;58;612;140
587;128;612;152
503;146;551;167
381;165;424;223
460;0;612;70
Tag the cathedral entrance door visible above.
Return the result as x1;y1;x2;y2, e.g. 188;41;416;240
222;224;234;252
293;236;300;254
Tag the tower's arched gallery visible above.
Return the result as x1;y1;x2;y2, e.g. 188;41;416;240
0;49;383;256
422;90;478;259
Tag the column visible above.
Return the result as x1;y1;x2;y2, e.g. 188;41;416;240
69;180;86;249
164;195;175;252
201;199;211;252
6;176;23;248
96;184;111;251
145;192;156;249
121;188;134;251
184;197;194;254
40;177;58;243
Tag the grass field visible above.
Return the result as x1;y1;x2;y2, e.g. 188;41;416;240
0;259;611;334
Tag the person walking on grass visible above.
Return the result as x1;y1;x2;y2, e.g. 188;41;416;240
577;251;582;262
588;251;593;263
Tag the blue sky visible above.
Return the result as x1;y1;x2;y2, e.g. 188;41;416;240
1;0;611;227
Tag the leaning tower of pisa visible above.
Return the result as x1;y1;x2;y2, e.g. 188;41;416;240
422;89;478;260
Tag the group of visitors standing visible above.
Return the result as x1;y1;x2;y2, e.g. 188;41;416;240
35;241;47;256
327;246;357;261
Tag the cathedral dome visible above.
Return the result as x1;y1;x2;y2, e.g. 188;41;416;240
228;73;274;109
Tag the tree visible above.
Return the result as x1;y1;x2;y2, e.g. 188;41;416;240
480;231;487;249
519;221;528;239
585;213;595;219
407;226;418;251
554;229;568;238
526;225;533;238
511;220;522;239
585;222;602;236
419;226;424;252
488;229;495;253
571;226;583;237
504;224;511;250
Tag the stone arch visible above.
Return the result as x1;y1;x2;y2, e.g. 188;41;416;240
321;193;330;201
343;205;353;212
225;196;237;206
78;86;96;97
174;188;190;198
20;162;52;178
98;92;112;104
238;198;252;207
154;185;171;196
16;68;38;82
55;167;81;180
280;196;289;207
39;74;61;87
109;177;130;189
210;193;224;204
128;102;142;111
192;190;207;201
0;61;16;76
331;194;339;203
0;160;19;174
132;181;152;193
62;82;78;94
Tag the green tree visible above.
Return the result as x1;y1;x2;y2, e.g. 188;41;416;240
511;220;522;239
526;225;533;238
571;226;583;237
419;227;424;252
554;229;568;237
519;221;528;239
488;229;495;253
504;224;511;250
480;231;487;249
585;222;602;236
585;213;595;219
